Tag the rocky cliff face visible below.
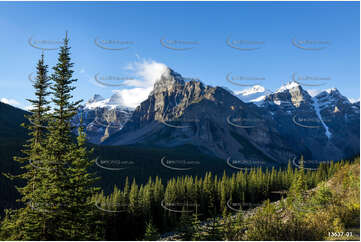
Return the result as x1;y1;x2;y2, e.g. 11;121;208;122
72;94;133;144
85;68;359;164
260;82;359;161
102;70;298;163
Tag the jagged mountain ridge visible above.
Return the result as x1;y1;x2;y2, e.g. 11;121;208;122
260;81;359;161
103;69;294;163
71;93;134;144
76;69;359;163
234;85;272;105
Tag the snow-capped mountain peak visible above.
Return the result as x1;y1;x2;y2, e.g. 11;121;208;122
315;88;350;106
108;92;124;105
275;81;301;93
87;94;105;104
325;88;337;94
237;85;266;96
84;93;134;111
234;85;272;105
76;93;135;144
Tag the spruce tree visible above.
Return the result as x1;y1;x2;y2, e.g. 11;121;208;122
287;156;308;213
26;32;101;240
0;53;51;240
205;214;222;241
191;207;203;241
129;178;139;215
178;206;194;241
289;156;307;197
220;171;228;211
143;219;160;241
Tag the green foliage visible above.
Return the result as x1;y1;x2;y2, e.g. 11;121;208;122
242;159;360;241
91;157;344;240
191;209;204;241
204;215;223;241
143;220;160;241
0;52;52;240
231;210;245;240
178;207;194;241
310;182;333;208
244;200;285;240
2;76;354;242
0;33;102;240
221;208;237;240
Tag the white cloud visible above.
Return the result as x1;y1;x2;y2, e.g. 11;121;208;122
112;59;169;108
86;59;170;109
124;59;169;87
1;98;21;107
112;87;153;108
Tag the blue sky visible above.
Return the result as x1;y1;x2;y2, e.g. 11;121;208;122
0;1;359;109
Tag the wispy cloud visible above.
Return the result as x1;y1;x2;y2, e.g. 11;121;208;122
112;58;169;108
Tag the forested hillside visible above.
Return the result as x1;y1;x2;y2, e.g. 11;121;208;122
0;27;359;241
156;157;360;241
90;157;358;240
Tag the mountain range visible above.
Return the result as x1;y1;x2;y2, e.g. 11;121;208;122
1;68;359;166
83;68;359;164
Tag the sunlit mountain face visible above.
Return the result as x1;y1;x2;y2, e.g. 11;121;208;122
67;68;359;163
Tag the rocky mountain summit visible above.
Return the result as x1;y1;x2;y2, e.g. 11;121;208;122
103;68;293;163
72;93;134;144
260;82;359;161
234;85;272;105
74;68;359;164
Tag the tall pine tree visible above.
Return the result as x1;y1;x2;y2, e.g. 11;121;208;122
1;53;51;240
36;31;102;240
0;32;103;240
